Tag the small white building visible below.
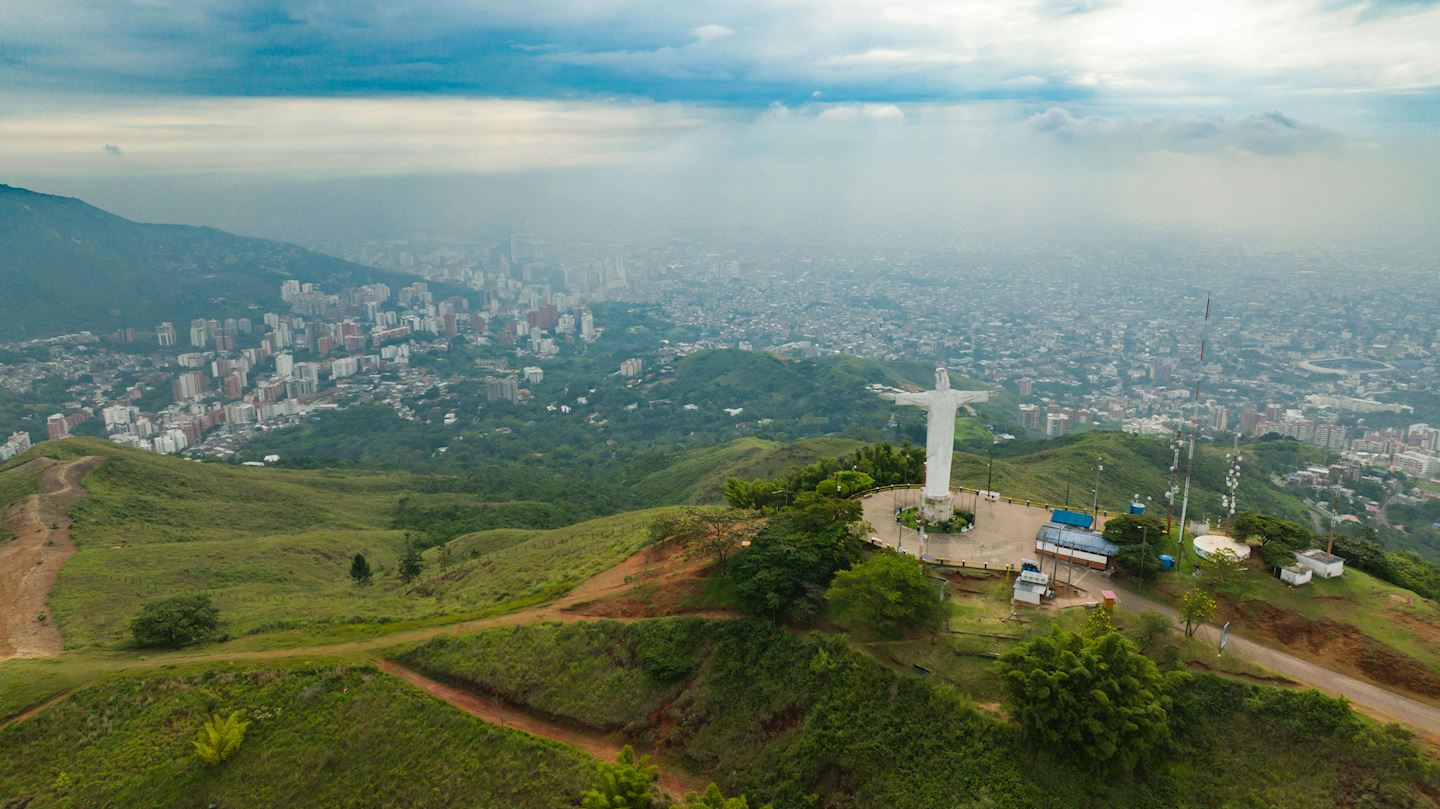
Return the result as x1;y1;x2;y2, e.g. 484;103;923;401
1279;564;1313;586
1012;570;1051;606
1295;548;1345;579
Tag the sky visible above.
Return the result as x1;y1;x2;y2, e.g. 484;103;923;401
2;0;1438;245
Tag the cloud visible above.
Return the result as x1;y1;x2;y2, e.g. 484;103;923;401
1028;107;1343;155
690;24;734;43
0;96;715;177
2;0;1438;120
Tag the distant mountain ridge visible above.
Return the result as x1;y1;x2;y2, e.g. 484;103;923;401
0;184;433;340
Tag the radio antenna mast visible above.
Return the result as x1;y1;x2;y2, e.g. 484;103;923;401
1175;292;1211;574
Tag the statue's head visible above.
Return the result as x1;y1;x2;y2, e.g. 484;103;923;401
935;367;950;390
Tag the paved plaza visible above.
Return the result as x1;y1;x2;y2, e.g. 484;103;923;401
860;486;1114;598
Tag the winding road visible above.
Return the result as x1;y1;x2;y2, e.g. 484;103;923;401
1112;586;1440;739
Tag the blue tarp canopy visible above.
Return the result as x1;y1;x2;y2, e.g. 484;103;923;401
1036;523;1119;557
1050;509;1095;530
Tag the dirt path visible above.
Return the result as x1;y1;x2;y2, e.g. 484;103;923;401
0;456;102;660
374;659;704;800
1113;585;1440;740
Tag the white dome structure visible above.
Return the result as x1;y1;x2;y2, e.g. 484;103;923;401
1193;534;1251;561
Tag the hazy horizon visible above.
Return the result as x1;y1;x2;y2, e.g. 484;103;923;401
3;1;1439;249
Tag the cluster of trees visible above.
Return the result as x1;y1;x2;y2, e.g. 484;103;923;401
722;441;924;510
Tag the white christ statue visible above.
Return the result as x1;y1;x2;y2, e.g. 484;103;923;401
883;368;991;522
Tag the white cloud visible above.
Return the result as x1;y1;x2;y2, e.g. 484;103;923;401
0;96;714;177
690;23;734;43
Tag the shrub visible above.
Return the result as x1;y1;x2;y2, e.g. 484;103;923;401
192;711;250;766
129;594;220;648
580;745;659;809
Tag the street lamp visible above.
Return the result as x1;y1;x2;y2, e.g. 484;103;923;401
986;447;994;496
1092;456;1104;518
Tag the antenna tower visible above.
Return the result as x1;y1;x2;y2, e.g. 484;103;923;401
1174;293;1211;573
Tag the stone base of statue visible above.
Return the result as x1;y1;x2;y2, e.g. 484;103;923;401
922;492;954;523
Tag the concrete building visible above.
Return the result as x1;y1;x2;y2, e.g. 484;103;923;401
619;357;644;377
1294;548;1345;579
485;377;520;404
46;414;69;441
156;322;177;348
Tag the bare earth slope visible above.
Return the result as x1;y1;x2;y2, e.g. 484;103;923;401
0;456;101;659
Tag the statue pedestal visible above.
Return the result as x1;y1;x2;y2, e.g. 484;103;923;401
922;492;954;523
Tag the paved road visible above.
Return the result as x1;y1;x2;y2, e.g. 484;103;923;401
1113;585;1440;739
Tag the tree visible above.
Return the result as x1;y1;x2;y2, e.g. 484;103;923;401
130;594;220;648
398;534;425;584
580;745;659;809
997;628;1170;773
1232;512;1313;562
1181;588;1216;638
731;520;861;622
437;541;456;571
349;552;373;586
1102;514;1167;546
1198;547;1243;587
653;507;760;573
1130;610;1174;653
1113;544;1163;581
826;553;943;635
814;470;875;498
193;711;250;765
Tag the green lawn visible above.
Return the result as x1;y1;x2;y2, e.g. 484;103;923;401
0;661;599;808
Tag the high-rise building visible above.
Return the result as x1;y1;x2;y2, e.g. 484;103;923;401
46;413;69;441
156;322;177;347
1045;412;1069;438
172;371;206;402
1018;404;1043;432
189;318;209;348
485;377;520;404
580;309;596;342
619;358;644;378
1017;378;1033;398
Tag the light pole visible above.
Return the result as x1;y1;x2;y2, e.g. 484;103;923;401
986;447;994;496
1092;456;1104;519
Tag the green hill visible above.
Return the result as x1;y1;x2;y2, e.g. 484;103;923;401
395;618;1437;808
0;660;598;807
0;184;442;338
951;432;1318;525
2;439;667;649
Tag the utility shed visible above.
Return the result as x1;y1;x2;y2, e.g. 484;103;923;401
1295;548;1345;579
1013;570;1050;606
1279;564;1313;586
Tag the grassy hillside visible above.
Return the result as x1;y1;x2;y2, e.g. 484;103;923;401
0;661;598;808
0;184;453;339
5;439;665;649
396;618;1437;809
629;436;864;505
951;432;1316;524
